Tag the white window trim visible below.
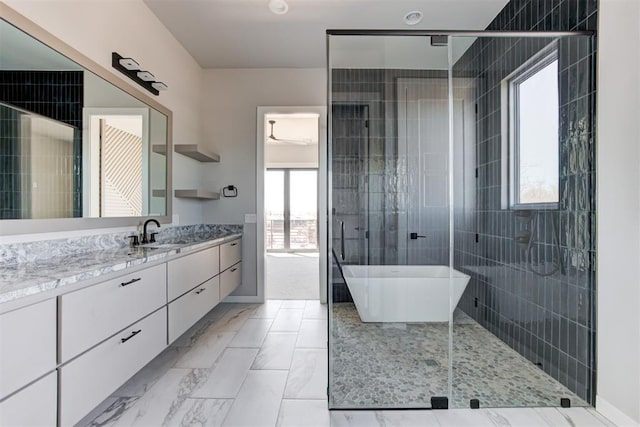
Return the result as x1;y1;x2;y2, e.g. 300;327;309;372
501;45;559;211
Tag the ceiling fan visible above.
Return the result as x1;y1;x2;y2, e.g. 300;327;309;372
267;120;312;145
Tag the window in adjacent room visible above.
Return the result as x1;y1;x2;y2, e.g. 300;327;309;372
505;49;559;209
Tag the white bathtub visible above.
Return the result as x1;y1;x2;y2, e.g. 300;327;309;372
341;265;470;323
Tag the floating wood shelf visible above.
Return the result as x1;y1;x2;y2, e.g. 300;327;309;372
174;189;220;200
174;144;220;162
152;189;166;197
151;144;166;155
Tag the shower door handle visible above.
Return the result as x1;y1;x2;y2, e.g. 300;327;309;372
340;221;345;261
410;232;426;240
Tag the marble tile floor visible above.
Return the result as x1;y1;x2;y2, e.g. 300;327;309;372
331;303;587;409
78;300;614;427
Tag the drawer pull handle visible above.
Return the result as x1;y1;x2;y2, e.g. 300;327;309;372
120;277;142;287
230;268;238;272
121;329;142;343
230;242;238;246
195;288;207;294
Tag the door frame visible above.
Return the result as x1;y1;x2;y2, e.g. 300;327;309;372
256;106;328;303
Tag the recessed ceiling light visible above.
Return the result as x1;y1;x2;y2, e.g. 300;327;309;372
269;0;289;15
404;10;423;26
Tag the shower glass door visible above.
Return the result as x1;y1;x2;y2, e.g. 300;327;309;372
328;30;596;412
328;34;453;409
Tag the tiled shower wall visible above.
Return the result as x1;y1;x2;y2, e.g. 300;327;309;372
0;105;21;219
0;71;84;218
454;0;597;403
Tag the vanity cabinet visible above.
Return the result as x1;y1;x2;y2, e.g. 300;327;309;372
0;298;56;400
59;263;167;362
168;246;219;301
59;308;167;427
168;276;220;342
0;372;57;427
220;239;242;299
220;239;241;271
1;235;242;427
166;237;242;343
220;262;242;300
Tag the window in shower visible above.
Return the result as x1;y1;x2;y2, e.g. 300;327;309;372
507;49;559;208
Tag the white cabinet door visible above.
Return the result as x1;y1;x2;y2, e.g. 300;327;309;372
168;246;219;301
0;299;56;400
59;308;167;427
168;276;220;343
220;262;242;300
0;372;56;427
220;239;242;272
60;263;166;362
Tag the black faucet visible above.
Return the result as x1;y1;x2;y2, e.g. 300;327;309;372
141;219;160;244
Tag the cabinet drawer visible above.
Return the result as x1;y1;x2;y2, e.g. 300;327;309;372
168;246;219;301
220;262;242;300
168;276;220;343
0;372;56;427
0;299;56;400
220;239;241;271
59;308;166;427
59;263;166;362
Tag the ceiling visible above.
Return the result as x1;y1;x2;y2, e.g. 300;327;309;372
143;0;509;69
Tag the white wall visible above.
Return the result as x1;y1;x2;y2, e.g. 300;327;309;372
596;0;640;425
200;68;326;298
4;0;205;233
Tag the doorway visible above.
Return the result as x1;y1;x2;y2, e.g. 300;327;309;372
256;107;327;303
266;168;319;299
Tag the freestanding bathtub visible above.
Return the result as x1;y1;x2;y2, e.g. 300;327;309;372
341;265;470;323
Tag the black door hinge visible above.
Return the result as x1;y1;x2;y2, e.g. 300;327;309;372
475;168;479;178
364;119;369;128
431;396;448;409
475;233;479;243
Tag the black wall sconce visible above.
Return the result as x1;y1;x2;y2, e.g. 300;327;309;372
112;52;168;96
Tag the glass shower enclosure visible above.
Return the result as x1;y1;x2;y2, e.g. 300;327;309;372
327;31;596;410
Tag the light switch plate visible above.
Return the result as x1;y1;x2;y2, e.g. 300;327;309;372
244;214;257;223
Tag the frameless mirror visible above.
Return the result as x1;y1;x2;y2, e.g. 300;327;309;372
0;13;170;223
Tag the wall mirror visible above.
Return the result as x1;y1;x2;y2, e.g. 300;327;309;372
0;3;172;235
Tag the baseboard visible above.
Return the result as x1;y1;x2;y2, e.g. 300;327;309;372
596;395;640;426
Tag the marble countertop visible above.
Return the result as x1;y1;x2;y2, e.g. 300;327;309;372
0;229;242;307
